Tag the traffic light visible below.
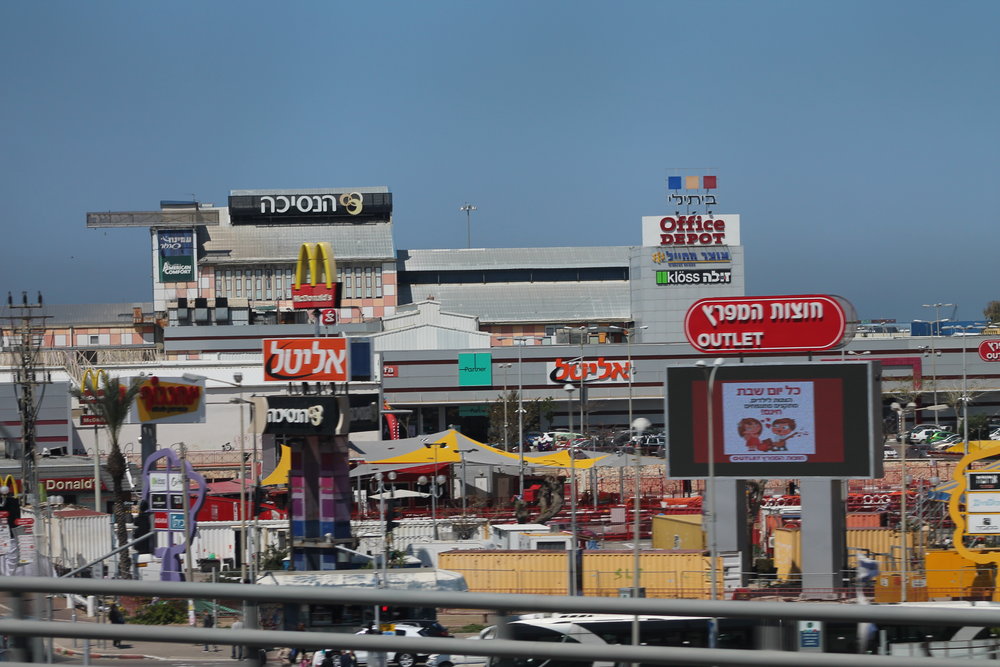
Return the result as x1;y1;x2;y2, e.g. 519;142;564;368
252;484;265;517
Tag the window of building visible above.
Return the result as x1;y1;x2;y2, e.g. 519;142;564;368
375;267;383;298
89;335;99;345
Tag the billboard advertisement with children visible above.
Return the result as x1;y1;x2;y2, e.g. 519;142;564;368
665;362;882;479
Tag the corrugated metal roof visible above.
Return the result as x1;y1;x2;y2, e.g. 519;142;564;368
398;246;630;270
0;303;152;326
401;282;630;323
200;223;396;263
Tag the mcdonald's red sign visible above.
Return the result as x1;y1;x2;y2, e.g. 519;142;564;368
291;242;340;310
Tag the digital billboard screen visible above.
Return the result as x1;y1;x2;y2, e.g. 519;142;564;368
665;362;881;479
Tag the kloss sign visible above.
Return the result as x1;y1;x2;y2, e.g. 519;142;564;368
656;269;732;286
263;338;349;382
684;294;855;354
641;214;740;248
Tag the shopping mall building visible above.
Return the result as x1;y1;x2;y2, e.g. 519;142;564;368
2;184;997;484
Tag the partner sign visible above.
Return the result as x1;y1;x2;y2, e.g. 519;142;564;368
684;294;855;354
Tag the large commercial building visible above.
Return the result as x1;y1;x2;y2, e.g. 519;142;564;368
3;183;997;468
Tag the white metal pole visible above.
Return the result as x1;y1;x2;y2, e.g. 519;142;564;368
962;329;970;456
570;447;578;596
93;425;101;513
517;341;525;497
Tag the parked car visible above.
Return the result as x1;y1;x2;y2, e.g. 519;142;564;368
883;445;899;459
352;623;444;667
909;425;949;444
426;626;495;667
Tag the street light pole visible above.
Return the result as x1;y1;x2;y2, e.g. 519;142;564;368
695;358;724;642
460;203;477;249
569;443;579;597
498;363;512;451
499;337;541;497
891;401;916;602
922;303;954;425
630;416;651;660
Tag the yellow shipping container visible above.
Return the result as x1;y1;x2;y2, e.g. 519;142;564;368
873;574;929;603
846;528;899;577
924;549;997;600
439;550;570;595
772;527;801;581
651;514;704;551
583;551;717;599
774;528;910;584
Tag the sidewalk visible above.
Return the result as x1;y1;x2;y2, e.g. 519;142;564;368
49;603;280;662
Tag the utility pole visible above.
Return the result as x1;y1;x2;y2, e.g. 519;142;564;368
5;292;49;506
4;291;50;662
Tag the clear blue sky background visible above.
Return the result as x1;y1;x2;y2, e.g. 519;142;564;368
1;1;997;324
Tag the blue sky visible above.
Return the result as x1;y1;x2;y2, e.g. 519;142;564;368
1;1;997;324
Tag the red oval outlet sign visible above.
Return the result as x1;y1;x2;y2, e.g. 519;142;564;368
684;294;855;354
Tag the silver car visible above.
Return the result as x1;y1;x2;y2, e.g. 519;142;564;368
426;627;495;667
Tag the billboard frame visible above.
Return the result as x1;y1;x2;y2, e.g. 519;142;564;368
664;361;882;480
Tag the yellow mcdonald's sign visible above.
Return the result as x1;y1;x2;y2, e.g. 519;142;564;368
291;242;339;310
81;369;109;397
0;474;21;497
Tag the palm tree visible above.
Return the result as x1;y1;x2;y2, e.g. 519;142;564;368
71;372;142;578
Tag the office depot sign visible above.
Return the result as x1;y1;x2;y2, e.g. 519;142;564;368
684;294;855;354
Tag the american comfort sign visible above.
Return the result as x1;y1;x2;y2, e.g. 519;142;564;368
157;229;196;283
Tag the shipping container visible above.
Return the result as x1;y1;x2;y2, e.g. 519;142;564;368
772;527;801;581
924;549;997;600
651;514;704;550
846;512;884;528
440;550;570;595
38;508;113;572
583;551;714;599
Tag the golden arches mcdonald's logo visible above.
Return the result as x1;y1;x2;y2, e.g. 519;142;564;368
81;369;109;399
291;242;340;310
0;474;21;497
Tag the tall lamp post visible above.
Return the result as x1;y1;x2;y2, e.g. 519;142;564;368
695;358;724;634
630;417;651;659
922;303;954;425
891;401;917;602
498;363;512;451
953;324;984;455
605;325;648;430
420;439;448;539
564;384;577;594
460;203;477;249
498;336;542;497
568;443;580;596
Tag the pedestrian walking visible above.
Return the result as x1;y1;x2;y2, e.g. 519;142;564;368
339;649;356;667
231;616;245;660
108;603;125;648
202;612;218;652
320;649;338;667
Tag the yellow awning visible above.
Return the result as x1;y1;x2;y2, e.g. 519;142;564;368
260;430;608;485
261;444;291;485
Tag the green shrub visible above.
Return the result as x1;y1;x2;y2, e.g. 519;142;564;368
127;598;188;625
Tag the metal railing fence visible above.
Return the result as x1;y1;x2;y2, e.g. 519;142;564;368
1;575;998;667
